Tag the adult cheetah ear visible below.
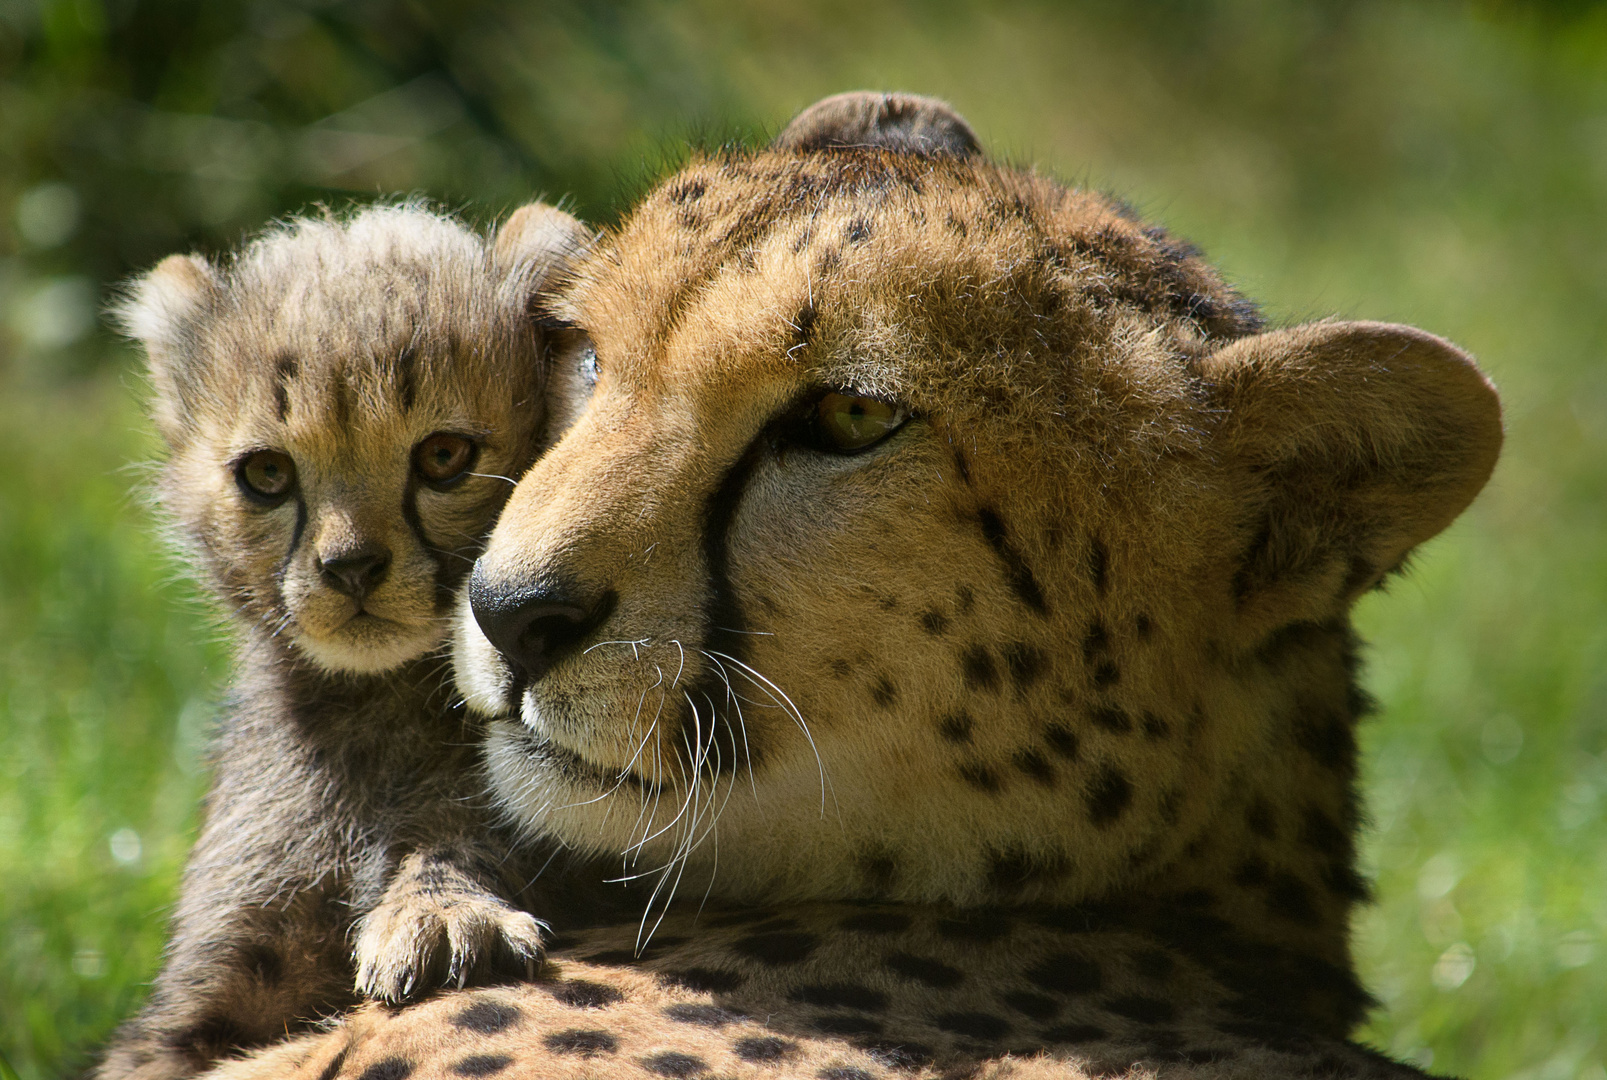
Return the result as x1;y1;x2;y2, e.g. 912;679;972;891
113;253;220;444
494;201;591;288
1202;320;1502;640
774;91;982;158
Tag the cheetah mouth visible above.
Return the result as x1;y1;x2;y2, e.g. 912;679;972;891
500;720;659;796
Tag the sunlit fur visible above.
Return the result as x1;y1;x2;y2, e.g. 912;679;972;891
460;96;1501;1040
96;202;609;1080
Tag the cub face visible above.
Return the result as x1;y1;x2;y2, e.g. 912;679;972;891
457;98;1501;908
118;202;589;675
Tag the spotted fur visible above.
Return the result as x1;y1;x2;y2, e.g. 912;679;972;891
96;203;631;1080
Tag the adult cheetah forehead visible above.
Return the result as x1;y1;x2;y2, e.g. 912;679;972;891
555;147;1260;435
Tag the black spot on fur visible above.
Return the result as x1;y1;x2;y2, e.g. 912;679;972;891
640;1051;707;1077
669;178;707;203
1136;950;1176;981
1135;613;1153;638
977;509;1048;614
1268;873;1321;925
544;1029;618;1056
734;1037;796;1063
919;609;949;636
1090;706;1131;734
449;1056;512;1078
1027;953;1102;994
548;980;624;1009
1246;798;1278;840
793;304;817;347
856;1040;934;1070
452;1000;521;1034
1141;712;1171;739
830;658;852;678
314;1049;349;1080
1001;991;1060;1020
1045;724;1080;761
809;1015;884;1036
664;1003;740;1027
958;761;1003;793
1081;622;1108;662
846;218;873;244
1013;747;1055;785
732;930;820;965
273;353;297;422
885;951;965;988
819;1069;875;1080
1042;1024;1108;1043
937;710;974;744
1234;857;1271;887
1301;805;1348;857
1093;661;1120;687
841;910;912;934
935;1012;1012;1040
1296;712;1358;771
956;584;976;613
871;676;898;708
1324;863;1374;902
792;983;890;1010
857;850;900;890
1003;642;1047;691
1104;996;1176;1023
877;594;898;611
356;1060;413;1080
659;967;745;993
961;645;1000;692
1085;766;1132;826
1087;537;1109;595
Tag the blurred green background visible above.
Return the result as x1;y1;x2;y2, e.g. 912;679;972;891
2;0;1604;1076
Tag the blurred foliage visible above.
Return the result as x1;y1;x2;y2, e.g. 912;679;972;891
2;0;1607;1078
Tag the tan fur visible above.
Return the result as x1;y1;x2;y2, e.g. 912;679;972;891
200;905;1432;1080
96;202;633;1080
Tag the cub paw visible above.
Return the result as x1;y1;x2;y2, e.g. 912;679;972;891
353;872;545;1005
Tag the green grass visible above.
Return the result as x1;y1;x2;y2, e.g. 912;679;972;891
3;2;1605;1077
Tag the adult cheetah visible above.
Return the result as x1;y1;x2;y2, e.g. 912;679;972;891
204;92;1502;1079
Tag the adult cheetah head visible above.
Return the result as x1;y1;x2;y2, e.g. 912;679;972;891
456;94;1501;909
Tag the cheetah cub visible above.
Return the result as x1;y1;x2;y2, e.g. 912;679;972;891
99;202;610;1080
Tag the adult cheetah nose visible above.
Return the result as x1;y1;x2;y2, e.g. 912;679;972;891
318;544;391;600
469;563;617;683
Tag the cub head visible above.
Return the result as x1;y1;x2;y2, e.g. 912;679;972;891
457;94;1501;908
118;201;590;675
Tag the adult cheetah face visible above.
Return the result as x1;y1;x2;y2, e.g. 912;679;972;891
457;96;1500;908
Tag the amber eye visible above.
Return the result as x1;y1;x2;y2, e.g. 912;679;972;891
235;450;297;505
812;391;910;453
412;433;478;486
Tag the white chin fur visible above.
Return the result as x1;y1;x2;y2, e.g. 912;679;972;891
292;623;444;676
452;588;516;716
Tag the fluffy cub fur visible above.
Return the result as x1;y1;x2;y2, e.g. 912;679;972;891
98;203;626;1080
455;89;1500;1047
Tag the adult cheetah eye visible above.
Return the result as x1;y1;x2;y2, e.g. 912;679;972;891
810;391;910;454
235;450;297;506
412;433;478;486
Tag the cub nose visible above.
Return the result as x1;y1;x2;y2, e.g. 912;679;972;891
318;545;392;600
469;563;617;683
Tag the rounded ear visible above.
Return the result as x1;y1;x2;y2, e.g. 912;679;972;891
112;253;219;444
773;91;981;158
494;201;591;285
1202;320;1502;638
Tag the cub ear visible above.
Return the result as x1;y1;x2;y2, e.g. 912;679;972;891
1202;320;1502;640
113;253;219;443
774;91;981;158
494;201;591;285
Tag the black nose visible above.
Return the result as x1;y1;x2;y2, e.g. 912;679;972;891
318;545;391;599
470;563;617;683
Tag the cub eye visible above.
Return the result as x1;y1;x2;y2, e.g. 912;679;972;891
811;391;910;453
413;432;478;486
236;450;297;505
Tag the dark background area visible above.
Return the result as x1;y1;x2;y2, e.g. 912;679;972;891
3;1;1606;1077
